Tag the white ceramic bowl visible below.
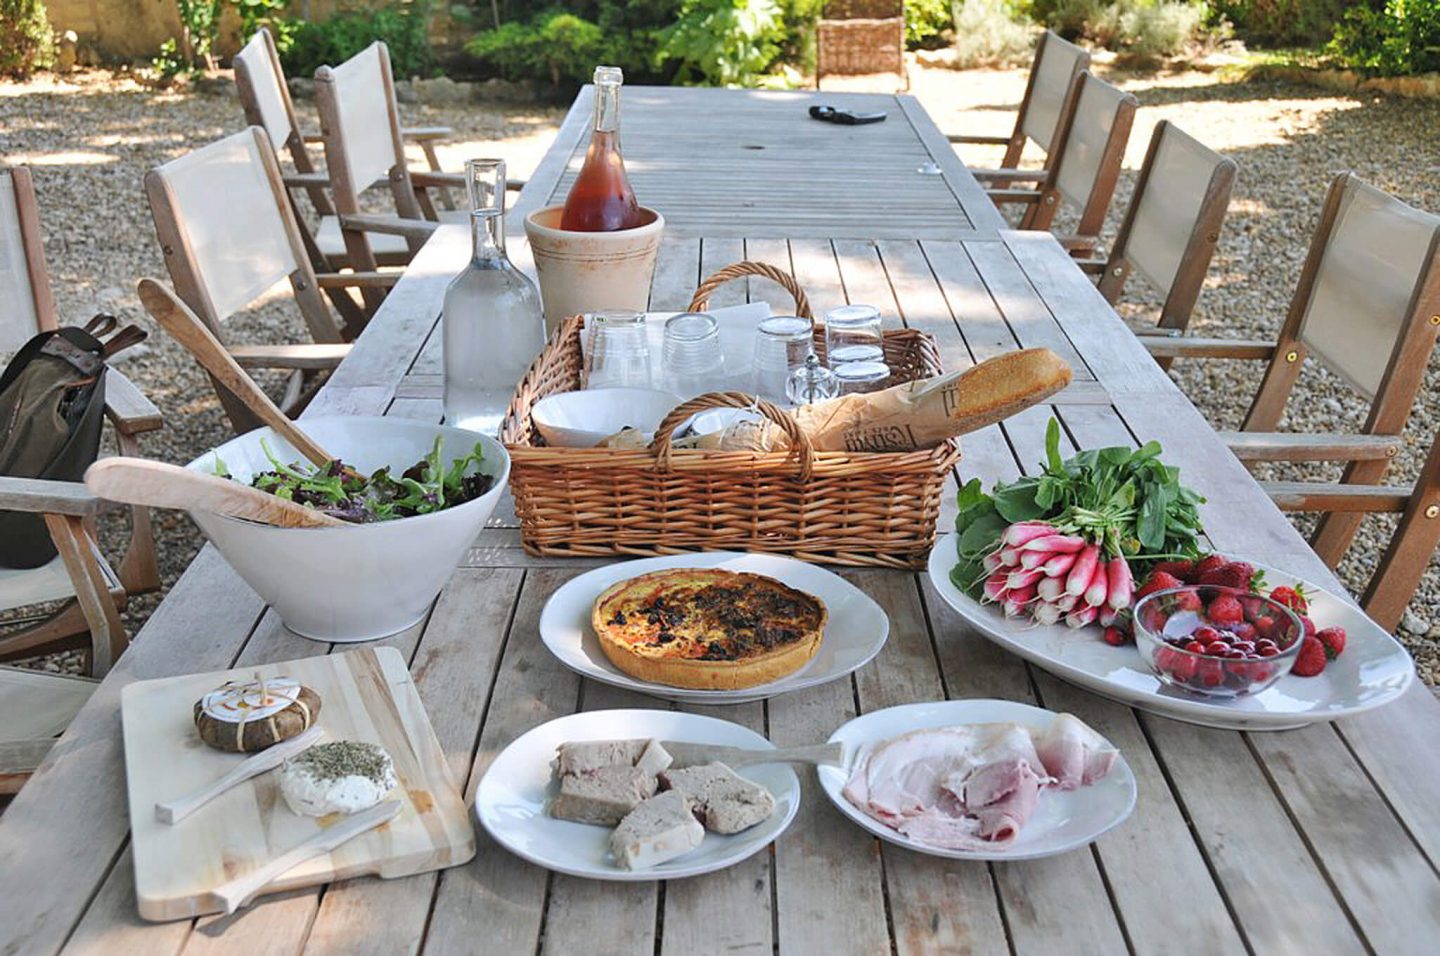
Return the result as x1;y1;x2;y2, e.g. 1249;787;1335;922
185;417;510;642
531;388;680;447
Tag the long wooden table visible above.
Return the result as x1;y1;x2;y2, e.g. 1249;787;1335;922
4;89;1440;955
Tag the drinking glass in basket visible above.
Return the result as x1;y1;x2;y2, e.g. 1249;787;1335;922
752;315;814;403
824;304;885;367
585;310;651;389
661;312;725;396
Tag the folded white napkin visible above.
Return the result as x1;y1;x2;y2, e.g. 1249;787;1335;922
580;302;773;397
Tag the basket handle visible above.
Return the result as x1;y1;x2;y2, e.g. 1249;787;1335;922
687;262;813;320
651;391;815;481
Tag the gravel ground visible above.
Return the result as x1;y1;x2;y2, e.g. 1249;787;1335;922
2;64;1436;685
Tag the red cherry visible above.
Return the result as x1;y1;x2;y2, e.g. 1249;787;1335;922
1205;641;1229;656
1194;625;1221;644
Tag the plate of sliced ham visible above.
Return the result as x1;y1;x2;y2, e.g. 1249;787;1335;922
818;700;1136;861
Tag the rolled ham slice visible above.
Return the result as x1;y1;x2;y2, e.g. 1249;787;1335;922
1032;713;1118;790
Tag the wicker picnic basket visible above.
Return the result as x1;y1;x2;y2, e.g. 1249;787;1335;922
816;0;907;80
499;261;960;568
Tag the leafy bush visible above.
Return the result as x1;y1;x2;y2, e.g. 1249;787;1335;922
1;0;54;76
951;0;1037;67
1033;0;1212;57
907;0;955;46
1211;0;1354;47
281;1;437;78
1327;0;1440;76
464;11;605;85
659;0;787;86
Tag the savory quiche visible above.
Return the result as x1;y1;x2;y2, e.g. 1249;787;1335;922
591;569;827;690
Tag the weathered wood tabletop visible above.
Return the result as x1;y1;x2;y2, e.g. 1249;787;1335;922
3;89;1440;956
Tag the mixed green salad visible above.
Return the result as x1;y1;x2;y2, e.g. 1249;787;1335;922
214;436;494;524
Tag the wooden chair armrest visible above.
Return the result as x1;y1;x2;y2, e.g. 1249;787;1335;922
1261;480;1412;513
315;271;402;289
410;170;466;189
1221;431;1402;463
0;476;103;516
337;213;437;240
283;172;330;188
947;133;1011;145
971;168;1049;181
985;188;1042;204
1056;235;1100;252
1140;337;1277;360
1075;258;1107;274
402;126;452;141
229;344;351;371
0;739;60;777
302;130;324;144
103;370;163;435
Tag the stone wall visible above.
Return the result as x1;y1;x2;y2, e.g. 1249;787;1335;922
45;0;184;60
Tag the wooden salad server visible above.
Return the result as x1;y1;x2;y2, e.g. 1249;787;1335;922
210;800;401;915
660;740;845;769
136;277;335;469
84;458;347;529
155;726;324;825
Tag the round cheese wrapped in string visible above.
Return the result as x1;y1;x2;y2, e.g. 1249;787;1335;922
192;676;322;753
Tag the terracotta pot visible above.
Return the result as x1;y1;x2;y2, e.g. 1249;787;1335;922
522;205;665;334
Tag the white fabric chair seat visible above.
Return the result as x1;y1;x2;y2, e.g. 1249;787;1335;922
0;548;120;615
0;666;96;741
315;211;466;261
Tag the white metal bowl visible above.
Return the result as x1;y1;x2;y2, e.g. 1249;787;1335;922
530;387;680;447
185;417;510;642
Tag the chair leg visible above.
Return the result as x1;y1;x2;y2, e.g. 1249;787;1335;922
1361;440;1440;631
1311;457;1394;567
43;514;127;677
114;429;160;596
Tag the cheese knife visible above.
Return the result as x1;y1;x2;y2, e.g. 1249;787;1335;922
660;740;844;769
156;725;325;824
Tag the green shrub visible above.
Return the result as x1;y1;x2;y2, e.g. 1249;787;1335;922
1034;0;1212;56
907;0;955;46
1211;0;1354;47
281;1;437;79
1327;0;1440;76
464;10;606;85
658;0;787;86
951;0;1037;67
1;0;54;76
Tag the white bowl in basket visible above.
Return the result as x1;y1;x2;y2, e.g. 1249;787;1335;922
531;388;680;447
185;417;510;642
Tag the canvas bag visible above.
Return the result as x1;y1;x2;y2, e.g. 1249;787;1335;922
0;316;146;568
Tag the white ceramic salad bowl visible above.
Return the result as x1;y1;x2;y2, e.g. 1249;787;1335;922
185;416;510;642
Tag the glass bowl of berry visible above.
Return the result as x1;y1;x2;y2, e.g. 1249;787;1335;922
1132;586;1304;698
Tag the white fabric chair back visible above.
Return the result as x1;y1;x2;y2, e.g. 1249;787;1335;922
234;30;293;152
1054;74;1129;216
327;43;398;196
0;170;40;351
1020;31;1089;153
1299;178;1440;400
149;129;302;321
1124;124;1232;296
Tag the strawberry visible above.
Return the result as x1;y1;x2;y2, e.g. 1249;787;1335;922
1299;614;1317;639
1151;559;1196;583
1197;561;1257;591
1230;621;1258;642
1317;626;1347;660
1103;625;1130;647
1136;571;1184;600
1207;594;1244;627
1269;584;1308;614
1292;636;1328;677
1192;554;1227;581
1253;614;1279;641
1173;589;1205;612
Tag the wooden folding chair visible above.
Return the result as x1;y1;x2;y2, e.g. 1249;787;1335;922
1078;120;1237;362
313;41;528;310
143;127;394;432
0;166;163;678
976;71;1137;252
0;665;96;794
233;28;459;271
1145;174;1440;567
947;30;1090;175
1266;424;1440;632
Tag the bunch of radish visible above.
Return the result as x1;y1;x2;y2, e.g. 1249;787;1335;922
979;521;1133;629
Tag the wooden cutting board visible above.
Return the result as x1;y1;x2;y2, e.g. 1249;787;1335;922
121;646;473;921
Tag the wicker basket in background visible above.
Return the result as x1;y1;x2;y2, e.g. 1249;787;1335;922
500;261;959;568
817;0;907;83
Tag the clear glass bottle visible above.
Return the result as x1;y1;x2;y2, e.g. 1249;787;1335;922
560;66;643;232
443;159;545;436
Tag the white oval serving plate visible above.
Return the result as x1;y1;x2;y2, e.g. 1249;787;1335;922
926;537;1415;730
475;709;800;881
819;699;1136;861
539;551;890;704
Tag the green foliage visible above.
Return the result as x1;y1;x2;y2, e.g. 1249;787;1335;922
235;0;301;53
464;10;606;85
280;1;437;78
951;0;1037;66
152;0;222;77
1327;0;1440;76
0;0;54;77
906;0;955;46
658;0;787;86
1211;0;1354;47
1032;0;1212;56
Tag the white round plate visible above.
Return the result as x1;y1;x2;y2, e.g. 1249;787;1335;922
926;537;1415;730
819;699;1136;861
475;709;800;881
539;552;889;704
